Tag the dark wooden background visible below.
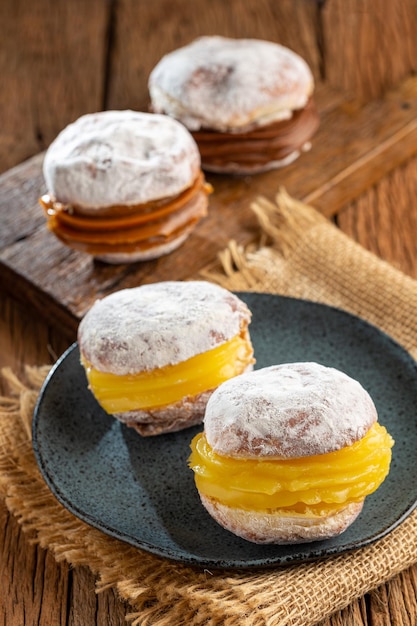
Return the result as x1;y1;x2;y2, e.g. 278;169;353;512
2;0;417;175
2;1;417;624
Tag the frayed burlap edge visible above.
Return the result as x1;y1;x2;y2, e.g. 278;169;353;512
2;191;417;625
2;365;417;626
203;188;417;360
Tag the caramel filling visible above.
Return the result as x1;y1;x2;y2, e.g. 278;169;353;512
39;173;212;255
192;98;320;169
82;330;254;414
189;423;394;517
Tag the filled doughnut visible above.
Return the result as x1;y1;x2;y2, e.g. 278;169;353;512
40;110;211;263
77;281;255;436
149;36;320;174
189;362;394;543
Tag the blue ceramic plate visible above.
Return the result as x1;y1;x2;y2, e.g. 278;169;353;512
32;293;417;568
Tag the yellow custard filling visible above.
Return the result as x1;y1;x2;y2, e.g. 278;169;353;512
189;423;394;516
82;332;254;413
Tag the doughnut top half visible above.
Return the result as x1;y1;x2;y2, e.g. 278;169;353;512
149;36;315;132
43;110;201;209
204;362;378;458
77;281;252;375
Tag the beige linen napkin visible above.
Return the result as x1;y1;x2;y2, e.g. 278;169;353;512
1;190;417;626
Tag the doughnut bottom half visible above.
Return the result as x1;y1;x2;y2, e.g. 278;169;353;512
93;232;190;264
201;148;301;175
114;388;214;436
199;494;364;544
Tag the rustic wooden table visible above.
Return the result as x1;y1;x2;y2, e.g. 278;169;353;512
2;1;417;624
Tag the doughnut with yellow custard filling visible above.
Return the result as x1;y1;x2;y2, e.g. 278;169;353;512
78;281;254;436
189;362;394;543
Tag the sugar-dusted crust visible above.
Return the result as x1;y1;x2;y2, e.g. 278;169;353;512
43;110;201;210
77;281;252;375
200;495;364;544
114;361;254;436
204;362;377;458
149;36;314;132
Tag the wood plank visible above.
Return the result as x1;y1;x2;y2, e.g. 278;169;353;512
0;0;110;174
322;0;417;102
337;157;417;279
0;293;70;380
0;505;69;625
0;489;131;626
2;78;417;337
106;0;321;112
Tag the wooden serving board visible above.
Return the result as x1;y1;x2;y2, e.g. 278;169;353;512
2;77;417;341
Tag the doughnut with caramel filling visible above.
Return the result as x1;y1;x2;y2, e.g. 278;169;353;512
189;362;394;543
149;36;320;174
77;281;255;436
40;110;211;263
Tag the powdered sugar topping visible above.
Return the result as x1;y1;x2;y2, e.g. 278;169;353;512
204;362;377;458
149;36;314;131
43;110;200;209
78;281;251;375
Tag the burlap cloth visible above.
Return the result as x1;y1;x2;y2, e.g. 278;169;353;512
1;190;417;625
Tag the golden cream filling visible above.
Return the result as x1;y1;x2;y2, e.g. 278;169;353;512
82;332;254;413
189;422;394;516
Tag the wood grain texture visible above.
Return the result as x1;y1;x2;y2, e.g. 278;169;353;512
2;78;417;338
337;158;417;279
322;0;417;102
106;0;321;112
0;501;129;626
0;501;68;625
0;0;109;173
